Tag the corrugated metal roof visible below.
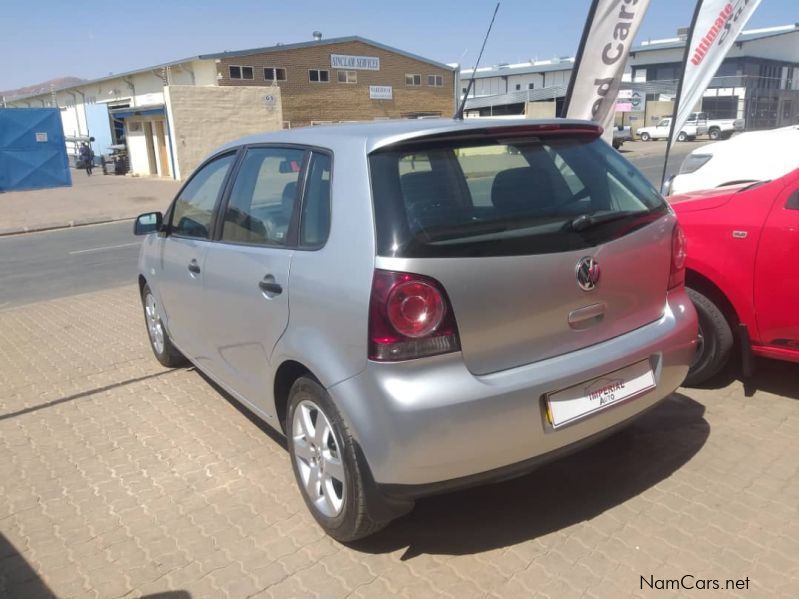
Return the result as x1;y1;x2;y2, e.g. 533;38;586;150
462;60;575;80
462;80;682;110
7;36;454;102
199;36;455;71
632;24;799;53
460;25;799;81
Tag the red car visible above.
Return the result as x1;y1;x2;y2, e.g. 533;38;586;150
669;168;799;385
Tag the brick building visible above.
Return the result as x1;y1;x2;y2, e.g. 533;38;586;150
214;36;457;127
5;35;456;180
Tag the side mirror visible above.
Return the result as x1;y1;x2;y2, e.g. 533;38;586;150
134;211;163;235
661;175;676;197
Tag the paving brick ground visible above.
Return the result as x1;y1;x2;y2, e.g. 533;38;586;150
0;175;178;236
0;286;797;598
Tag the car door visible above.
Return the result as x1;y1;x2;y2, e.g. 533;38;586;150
157;151;237;361
753;179;799;348
655;119;670;139
201;145;310;416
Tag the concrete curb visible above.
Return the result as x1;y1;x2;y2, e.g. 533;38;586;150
0;216;136;238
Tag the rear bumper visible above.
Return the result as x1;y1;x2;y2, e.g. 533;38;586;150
329;288;698;489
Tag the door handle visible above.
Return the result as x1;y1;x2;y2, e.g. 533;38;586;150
568;302;606;329
258;278;283;296
187;260;201;274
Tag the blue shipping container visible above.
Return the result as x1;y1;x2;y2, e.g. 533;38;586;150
0;108;72;192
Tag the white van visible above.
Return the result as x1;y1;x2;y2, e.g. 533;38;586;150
665;125;799;195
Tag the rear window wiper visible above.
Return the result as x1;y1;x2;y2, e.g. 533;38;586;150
565;210;641;232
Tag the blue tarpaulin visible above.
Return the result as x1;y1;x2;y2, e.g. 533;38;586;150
0;108;72;192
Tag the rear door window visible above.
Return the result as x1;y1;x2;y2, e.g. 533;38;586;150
369;133;666;258
220;147;305;246
299;152;332;247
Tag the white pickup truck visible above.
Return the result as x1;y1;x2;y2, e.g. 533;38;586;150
637;116;708;142
691;112;746;140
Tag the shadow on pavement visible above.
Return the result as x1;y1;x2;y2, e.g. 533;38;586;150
194;369;288;450
0;533;191;598
687;355;798;400
0;533;56;598
353;393;708;559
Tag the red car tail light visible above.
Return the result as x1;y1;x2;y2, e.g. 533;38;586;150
369;270;460;361
669;222;687;290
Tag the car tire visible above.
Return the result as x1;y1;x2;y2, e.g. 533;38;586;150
141;283;187;368
684;288;734;386
708;127;720;140
612;140;622;150
287;376;395;542
640;132;651;142
677;132;688;142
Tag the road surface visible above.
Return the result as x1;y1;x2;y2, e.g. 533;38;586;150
0;221;140;308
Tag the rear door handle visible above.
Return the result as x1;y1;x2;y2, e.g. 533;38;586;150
187;260;201;274
258;276;283;297
568;302;606;329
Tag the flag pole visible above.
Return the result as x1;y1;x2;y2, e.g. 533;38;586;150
561;0;602;118
661;0;705;191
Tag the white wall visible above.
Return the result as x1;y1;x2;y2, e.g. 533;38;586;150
191;60;219;86
125;120;150;175
164;85;283;180
465;66;574;97
740;31;799;62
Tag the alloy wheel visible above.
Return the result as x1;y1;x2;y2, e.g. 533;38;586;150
292;399;346;518
691;323;706;369
144;293;165;355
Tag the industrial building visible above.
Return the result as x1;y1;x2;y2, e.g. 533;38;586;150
460;24;799;133
4;35;456;180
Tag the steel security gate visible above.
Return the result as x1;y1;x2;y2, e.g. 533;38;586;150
0;108;71;192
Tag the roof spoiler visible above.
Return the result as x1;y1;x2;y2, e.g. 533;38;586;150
370;121;604;153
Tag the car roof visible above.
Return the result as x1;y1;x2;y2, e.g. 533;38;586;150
212;117;599;157
691;125;799;157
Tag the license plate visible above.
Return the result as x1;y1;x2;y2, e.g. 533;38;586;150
546;360;656;428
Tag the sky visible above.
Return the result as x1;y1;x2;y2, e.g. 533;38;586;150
1;0;796;91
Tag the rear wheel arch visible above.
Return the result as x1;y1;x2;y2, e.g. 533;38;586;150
274;360;313;433
685;269;740;330
138;274;147;296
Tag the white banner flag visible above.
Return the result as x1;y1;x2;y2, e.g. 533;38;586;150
564;0;652;141
670;0;763;145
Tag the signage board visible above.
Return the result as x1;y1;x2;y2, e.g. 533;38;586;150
615;102;632;113
331;54;380;71
369;86;393;100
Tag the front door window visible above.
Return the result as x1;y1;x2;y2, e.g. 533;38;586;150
171;154;236;239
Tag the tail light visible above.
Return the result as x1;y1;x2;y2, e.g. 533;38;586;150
669;222;687;289
369;270;460;361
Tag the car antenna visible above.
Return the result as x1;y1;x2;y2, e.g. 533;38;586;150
454;2;500;120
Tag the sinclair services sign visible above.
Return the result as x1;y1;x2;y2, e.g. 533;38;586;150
330;54;380;71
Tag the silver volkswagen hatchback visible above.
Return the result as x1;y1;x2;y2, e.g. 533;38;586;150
134;118;697;541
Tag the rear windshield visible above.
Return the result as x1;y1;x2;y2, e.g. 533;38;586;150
369;134;667;257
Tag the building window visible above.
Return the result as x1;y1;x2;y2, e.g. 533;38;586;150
406;73;422;86
337;70;357;84
515;84;521;91
528;83;535;90
264;67;287;81
228;65;254;80
427;74;443;87
462;87;468;95
309;69;330;83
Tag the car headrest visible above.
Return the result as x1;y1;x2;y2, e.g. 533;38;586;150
491;167;555;215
